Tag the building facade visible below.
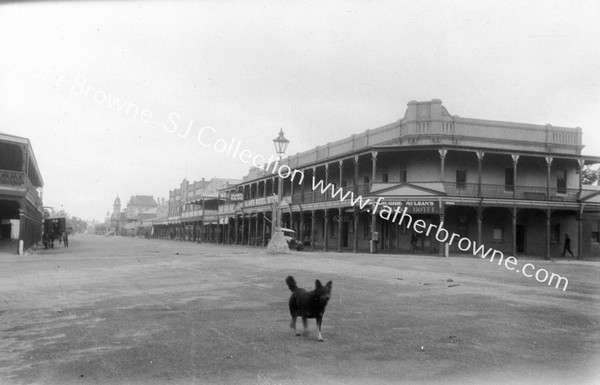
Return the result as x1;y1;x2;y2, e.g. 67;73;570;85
110;195;158;236
0;133;44;251
151;177;241;241
208;99;600;258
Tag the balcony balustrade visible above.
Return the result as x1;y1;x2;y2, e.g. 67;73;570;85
180;209;219;219
227;180;579;211
180;209;202;219
443;182;579;201
220;203;237;213
0;170;25;186
1;169;42;205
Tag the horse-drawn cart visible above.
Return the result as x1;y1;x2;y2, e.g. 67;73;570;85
43;217;68;248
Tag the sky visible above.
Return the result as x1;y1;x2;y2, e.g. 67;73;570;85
1;0;599;221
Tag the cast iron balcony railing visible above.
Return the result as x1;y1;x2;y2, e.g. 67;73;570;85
237;183;374;207
232;180;579;210
0;170;41;206
443;182;579;201
291;183;372;204
0;170;25;186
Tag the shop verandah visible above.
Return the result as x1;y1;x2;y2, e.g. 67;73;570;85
151;212;273;246
148;196;442;254
150;195;589;260
278;200;443;254
278;199;586;259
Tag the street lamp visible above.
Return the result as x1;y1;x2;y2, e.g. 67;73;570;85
267;129;290;254
273;128;289;160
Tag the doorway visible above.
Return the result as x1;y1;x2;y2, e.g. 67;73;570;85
341;221;349;248
516;224;525;253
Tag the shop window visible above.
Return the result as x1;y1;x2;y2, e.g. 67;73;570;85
557;169;567;194
550;224;560;243
505;168;514;191
363;176;370;185
591;231;599;243
493;226;504;242
456;169;467;189
382;173;389;183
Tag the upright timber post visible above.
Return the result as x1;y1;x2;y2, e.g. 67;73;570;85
438;149;447;183
545;156;553;200
310;210;315;251
512;207;517;257
476;150;485;197
477;203;483;247
511;154;519;200
337;207;343;252
370;151;378;254
371;151;378;184
545;209;551;260
353;155;359;253
578;205;584;260
323;210;329;252
438;201;446;257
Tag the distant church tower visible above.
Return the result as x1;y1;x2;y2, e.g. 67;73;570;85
112;196;121;219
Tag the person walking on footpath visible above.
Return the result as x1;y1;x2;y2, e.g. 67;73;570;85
562;233;574;258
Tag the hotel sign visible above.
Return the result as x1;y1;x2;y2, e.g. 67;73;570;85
244;195;278;207
383;200;439;214
229;193;244;201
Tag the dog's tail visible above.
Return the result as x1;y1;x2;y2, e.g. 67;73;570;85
286;276;297;292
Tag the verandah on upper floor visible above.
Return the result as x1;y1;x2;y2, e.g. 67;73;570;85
0;134;44;213
221;147;600;209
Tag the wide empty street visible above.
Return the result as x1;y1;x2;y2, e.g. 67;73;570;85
1;236;599;385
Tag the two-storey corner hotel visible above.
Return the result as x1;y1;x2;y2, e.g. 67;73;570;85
164;100;600;258
0;133;44;252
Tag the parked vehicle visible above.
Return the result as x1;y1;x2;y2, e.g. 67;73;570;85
43;217;67;249
280;228;304;251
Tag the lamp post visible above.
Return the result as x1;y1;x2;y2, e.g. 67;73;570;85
267;129;290;253
273;128;289;229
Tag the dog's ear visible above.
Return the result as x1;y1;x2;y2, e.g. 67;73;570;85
326;281;332;290
315;279;322;288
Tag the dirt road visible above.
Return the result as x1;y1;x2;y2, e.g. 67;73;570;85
1;235;598;384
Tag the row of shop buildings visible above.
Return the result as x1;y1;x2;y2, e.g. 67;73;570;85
108;178;242;238
147;99;600;259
